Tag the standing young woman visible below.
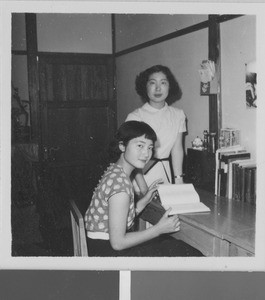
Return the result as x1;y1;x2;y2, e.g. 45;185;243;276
126;65;186;195
84;121;202;257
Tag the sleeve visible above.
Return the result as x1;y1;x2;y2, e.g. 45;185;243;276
178;109;187;133
107;175;132;200
125;109;142;122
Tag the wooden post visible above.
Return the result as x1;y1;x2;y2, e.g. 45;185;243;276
25;13;40;143
208;15;222;141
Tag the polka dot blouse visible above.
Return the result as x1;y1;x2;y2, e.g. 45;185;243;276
85;163;135;238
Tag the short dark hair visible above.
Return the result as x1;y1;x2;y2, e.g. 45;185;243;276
135;65;182;104
109;121;157;162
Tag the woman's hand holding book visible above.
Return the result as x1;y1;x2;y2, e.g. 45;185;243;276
155;208;180;234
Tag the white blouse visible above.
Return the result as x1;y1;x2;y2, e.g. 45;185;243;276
126;102;186;159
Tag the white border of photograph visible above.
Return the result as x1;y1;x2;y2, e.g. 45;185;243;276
1;1;265;271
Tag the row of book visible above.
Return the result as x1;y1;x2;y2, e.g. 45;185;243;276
215;145;256;205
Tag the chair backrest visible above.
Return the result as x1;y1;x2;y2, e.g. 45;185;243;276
69;199;88;256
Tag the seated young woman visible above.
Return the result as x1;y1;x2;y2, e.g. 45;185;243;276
84;120;203;257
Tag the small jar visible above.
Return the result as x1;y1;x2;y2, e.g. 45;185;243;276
219;135;225;149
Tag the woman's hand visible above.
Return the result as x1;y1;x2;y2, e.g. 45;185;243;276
136;178;163;213
155;208;180;234
145;178;163;202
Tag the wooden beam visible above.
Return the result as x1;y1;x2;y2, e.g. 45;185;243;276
115;20;210;57
110;14;118;136
115;15;243;58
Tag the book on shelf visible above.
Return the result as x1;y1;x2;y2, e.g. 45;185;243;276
156;183;210;215
215;146;250;197
227;158;255;199
240;164;246;202
214;145;246;195
231;160;256;204
242;165;256;204
245;167;256;205
239;163;256;203
219;152;250;197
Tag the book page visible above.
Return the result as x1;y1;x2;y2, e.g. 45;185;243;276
157;184;200;205
166;202;210;215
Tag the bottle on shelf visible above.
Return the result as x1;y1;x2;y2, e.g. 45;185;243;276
203;130;209;150
218;135;225;149
209;132;216;153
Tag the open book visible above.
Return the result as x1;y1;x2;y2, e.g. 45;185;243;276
157;183;210;215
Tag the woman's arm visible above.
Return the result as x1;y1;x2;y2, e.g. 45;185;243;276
133;169;148;195
108;192;180;251
135;178;163;213
171;132;184;184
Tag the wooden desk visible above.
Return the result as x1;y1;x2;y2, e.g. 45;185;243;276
140;189;255;257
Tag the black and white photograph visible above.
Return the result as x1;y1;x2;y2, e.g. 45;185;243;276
2;1;265;300
1;0;265;273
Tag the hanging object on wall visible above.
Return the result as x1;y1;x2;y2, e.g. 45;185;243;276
198;59;218;95
245;60;257;108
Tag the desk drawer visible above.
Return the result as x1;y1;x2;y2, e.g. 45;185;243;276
229;243;254;257
173;221;220;256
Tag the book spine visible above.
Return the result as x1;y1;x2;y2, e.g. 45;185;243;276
218;153;250;198
234;164;240;201
221;152;250;162
226;163;231;198
245;168;251;203
240;166;245;202
243;167;248;203
245;167;257;205
254;167;257;205
216;152;222;196
220;169;227;197
250;167;257;205
232;163;237;200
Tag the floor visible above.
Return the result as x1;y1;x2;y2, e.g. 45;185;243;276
11;145;75;257
12;200;74;257
11;203;55;256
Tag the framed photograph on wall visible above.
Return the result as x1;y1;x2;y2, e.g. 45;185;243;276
246;61;257;108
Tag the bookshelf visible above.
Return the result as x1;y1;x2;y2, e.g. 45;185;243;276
214;147;256;205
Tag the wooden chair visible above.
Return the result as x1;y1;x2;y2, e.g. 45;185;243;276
69;199;88;256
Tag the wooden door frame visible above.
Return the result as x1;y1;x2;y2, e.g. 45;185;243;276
25;13;117;163
208;15;222;141
25;13;40;144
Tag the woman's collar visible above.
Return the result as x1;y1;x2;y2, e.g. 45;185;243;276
144;102;168;112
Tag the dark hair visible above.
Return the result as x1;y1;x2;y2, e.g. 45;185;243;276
109;121;157;162
135;65;182;104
